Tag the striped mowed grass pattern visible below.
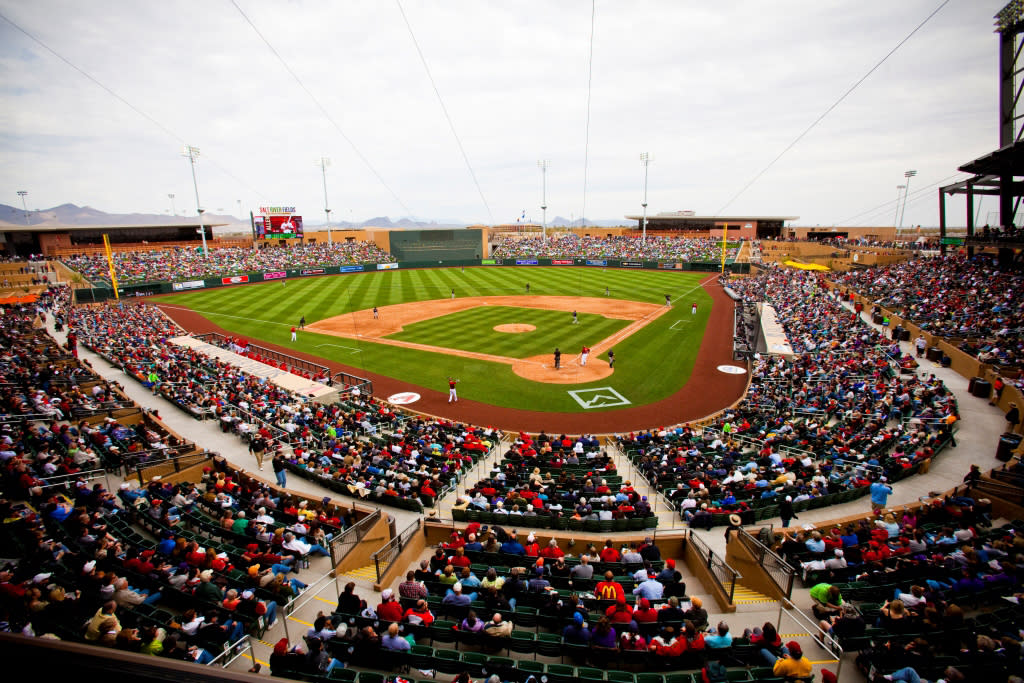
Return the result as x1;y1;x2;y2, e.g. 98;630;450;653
154;266;713;413
385;306;630;358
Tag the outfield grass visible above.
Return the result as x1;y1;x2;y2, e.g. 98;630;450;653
385;306;632;359
153;266;713;412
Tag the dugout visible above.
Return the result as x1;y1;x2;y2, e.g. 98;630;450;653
387;228;485;261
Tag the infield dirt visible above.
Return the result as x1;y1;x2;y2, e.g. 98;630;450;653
305;295;667;385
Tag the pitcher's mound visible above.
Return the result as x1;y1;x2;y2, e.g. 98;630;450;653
494;324;536;333
512;355;613;384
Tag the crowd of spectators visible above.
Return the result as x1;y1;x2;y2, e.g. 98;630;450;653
455;432;655;524
833;254;1024;367
71;301;498;510
491;235;737;262
780;490;1023;682
63;242;395;285
621;267;958;525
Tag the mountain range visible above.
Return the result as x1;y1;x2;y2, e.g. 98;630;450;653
0;203;628;230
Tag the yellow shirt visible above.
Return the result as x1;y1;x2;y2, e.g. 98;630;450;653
773;655;813;679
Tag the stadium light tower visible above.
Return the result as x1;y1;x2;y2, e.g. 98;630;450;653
893;185;906;227
537;160;549;241
168;193;176;216
182;145;208;257
16;191;28;225
318;157;333;245
898;169;917;228
640;152;651;244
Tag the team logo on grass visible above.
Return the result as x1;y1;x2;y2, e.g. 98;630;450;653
568;386;630;409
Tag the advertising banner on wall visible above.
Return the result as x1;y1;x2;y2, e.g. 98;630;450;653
221;275;250;285
300;268;325;276
551;259;573;265
621;261;643;268
586;259;607;267
376;263;399;270
172;280;205;291
338;265;364;273
515;259;538;265
263;271;287;280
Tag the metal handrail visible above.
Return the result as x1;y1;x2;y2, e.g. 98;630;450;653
372;518;422;584
686;529;741;605
734;527;795;599
328;508;382;567
40;468;108;490
775;596;845;679
205;634;253;668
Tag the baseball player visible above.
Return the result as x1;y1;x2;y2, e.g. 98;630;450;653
665;294;672;306
608;349;615;368
373;307;379;319
299;315;306;329
572;310;578;324
448;377;459;403
553;348;561;370
691;302;697;315
290;326;297;342
580;345;590;367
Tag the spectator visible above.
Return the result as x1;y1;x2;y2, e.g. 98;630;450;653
381;622;411;652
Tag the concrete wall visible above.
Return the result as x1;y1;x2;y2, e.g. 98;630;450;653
682;537;736;613
724;532;788;604
336;514;394;577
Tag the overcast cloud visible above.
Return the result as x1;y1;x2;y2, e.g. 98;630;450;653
0;1;1009;227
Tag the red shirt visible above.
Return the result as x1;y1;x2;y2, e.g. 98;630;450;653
600;547;621;563
595;580;625;601
377;600;404;622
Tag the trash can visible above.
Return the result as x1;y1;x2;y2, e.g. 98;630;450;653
926;347;943;362
997;433;1023;462
901;329;912;341
941;355;952;368
872;313;883;324
972;379;992;399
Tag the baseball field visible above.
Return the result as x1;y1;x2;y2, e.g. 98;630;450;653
153;266;746;428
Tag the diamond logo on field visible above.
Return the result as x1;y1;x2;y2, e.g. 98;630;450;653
568;386;630;409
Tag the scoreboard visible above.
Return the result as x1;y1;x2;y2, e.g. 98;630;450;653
254;206;303;239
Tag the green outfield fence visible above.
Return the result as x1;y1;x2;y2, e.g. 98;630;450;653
70;258;750;303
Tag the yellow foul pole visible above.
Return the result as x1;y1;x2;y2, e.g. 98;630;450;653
720;223;728;274
102;234;119;301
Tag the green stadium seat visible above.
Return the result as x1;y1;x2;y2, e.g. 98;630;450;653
545;664;578;683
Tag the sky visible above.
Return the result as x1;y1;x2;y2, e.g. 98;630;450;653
0;1;1011;227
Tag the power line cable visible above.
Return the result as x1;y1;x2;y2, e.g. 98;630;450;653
0;8;267;202
580;0;595;228
845;173;968;226
230;0;413;216
715;0;950;215
394;0;492;223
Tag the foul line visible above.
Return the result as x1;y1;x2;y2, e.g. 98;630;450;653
157;304;292;329
315;343;362;354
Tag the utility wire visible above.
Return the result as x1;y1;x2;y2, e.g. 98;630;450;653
0;8;267;202
394;0;492;223
580;0;595;228
838;172;965;226
230;0;412;216
715;0;950;215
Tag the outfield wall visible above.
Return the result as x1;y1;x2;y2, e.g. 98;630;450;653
72;258;750;303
